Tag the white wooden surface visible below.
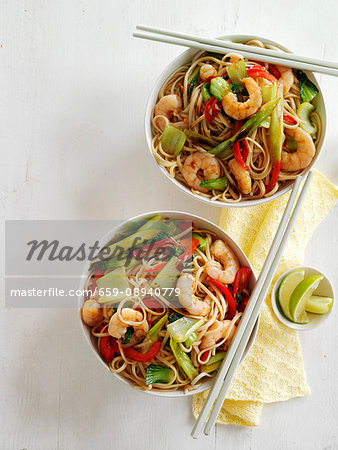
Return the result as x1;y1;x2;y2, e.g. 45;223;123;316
1;1;337;449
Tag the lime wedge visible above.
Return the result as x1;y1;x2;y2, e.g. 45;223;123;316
305;295;333;315
277;270;305;320
289;275;323;323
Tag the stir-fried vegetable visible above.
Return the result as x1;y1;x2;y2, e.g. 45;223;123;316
200;176;227;191
150;256;183;300
178;238;199;262
184;129;218;147
201;351;226;373
161;125;186;156
227;59;247;91
201;83;212;102
124;341;162;362
191;232;207;252
146;314;168;343
232;120;248;170
204;97;222;122
233;267;252;297
187;66;201;95
97;267;131;303
122;326;133;345
284;135;298;151
167;316;204;342
208;98;280;159
295;70;318;103
264;84;284;193
210;77;231;101
297;102;316;135
99;335;119;362
170;338;198;380
247;65;279;85
209;279;237;320
145;364;175;385
184;332;198;347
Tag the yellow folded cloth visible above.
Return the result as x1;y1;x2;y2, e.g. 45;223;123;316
193;170;338;426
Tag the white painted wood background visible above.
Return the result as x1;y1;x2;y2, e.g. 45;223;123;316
1;1;337;449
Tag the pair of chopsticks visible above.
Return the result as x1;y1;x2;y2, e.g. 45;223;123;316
134;25;338;76
191;171;313;438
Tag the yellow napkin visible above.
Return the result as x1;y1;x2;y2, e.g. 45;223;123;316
193;170;338;426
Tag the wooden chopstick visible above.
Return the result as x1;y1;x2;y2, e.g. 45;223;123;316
134;27;338;76
192;171;314;438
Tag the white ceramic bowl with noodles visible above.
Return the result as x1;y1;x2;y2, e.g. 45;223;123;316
144;35;326;208
78;210;258;397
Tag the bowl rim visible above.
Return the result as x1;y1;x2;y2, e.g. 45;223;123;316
78;210;259;397
271;265;335;331
144;34;327;208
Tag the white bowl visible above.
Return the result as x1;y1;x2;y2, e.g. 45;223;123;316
145;34;326;208
271;266;334;331
78;210;258;397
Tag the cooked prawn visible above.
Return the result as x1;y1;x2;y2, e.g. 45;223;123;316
205;239;239;284
275;65;293;94
281;126;316;171
176;273;212;316
82;299;103;327
108;308;149;345
201;320;237;350
181;151;221;193
154;94;186;132
228;158;251;194
222;77;262;120
200;64;217;82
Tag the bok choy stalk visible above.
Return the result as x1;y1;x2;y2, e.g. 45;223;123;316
183;332;198;347
263;84;284;193
161;126;186;156
170;338;198;380
199;177;227;191
146;314;168;343
201;352;226;373
227;59;247;92
184;130;218;147
210;77;231;101
295;70;319;103
167;317;204;342
208;98;280;159
145;364;175;385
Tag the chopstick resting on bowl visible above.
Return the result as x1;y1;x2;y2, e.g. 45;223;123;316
191;171;314;438
133;25;338;76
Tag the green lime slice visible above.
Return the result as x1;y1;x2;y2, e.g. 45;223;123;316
289;275;324;323
277;270;305;320
305;295;333;315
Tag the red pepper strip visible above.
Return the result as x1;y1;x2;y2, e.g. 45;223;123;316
142;299;164;312
268;64;281;79
232;120;249;170
238;296;249;313
124;341;162;362
233;267;252;297
241;139;249;160
91;268;104;292
200;351;210;362
178;238;200;262
283;114;297;125
204;75;217;85
205;97;220;123
208;279;237;320
247;65;279;85
99;336;119;362
265;160;282;193
179;83;191;94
